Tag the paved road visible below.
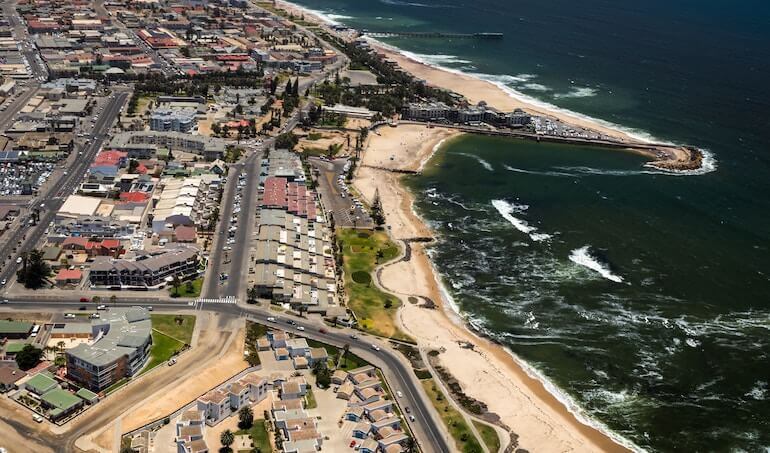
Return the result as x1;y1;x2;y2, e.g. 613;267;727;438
0;92;129;286
2;296;452;452
310;157;374;229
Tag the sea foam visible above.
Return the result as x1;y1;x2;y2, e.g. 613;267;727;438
569;246;624;283
454;152;494;171
491;199;551;242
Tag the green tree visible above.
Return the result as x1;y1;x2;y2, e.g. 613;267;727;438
16;249;50;289
15;344;43;370
370;188;385;227
110;294;117;306
220;429;235;452
171;275;181;297
275;132;299;151
238;406;254;430
247;286;258;304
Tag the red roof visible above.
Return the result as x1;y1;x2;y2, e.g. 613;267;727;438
101;239;121;249
62;237;89;248
93;150;127;166
56;269;82;281
119;192;150;202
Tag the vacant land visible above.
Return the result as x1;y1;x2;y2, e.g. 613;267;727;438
421;379;484;453
473;420;501;453
236;419;272;453
338;229;409;340
151;314;196;344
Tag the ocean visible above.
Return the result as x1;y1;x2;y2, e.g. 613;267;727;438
288;0;770;451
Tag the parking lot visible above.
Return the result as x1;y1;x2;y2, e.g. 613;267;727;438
309;157;373;229
0;162;56;196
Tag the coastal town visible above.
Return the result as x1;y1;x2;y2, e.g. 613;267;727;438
0;0;709;453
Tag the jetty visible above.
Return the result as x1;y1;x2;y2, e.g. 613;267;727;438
362;31;503;40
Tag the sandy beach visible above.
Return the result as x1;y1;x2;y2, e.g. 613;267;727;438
352;124;631;452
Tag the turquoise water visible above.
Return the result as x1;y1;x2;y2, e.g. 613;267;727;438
290;0;770;450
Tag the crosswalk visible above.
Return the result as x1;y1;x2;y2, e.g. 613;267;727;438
194;296;237;307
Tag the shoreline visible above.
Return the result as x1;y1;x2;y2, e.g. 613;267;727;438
270;1;640;450
275;0;711;174
352;123;637;452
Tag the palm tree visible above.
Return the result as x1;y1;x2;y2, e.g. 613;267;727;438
220;429;235;452
338;343;350;368
57;341;66;357
403;437;417;453
171;275;181;297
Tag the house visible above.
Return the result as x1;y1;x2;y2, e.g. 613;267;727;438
55;268;82;286
285;338;310;358
292;356;308;369
0;363;26;393
196;372;269;426
267;330;288;348
279;380;306;400
274;347;289;361
352;422;371;439
331;370;348;385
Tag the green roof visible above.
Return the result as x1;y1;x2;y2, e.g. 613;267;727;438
5;342;28;353
26;373;58;395
0;320;33;334
41;388;82;411
76;388;98;401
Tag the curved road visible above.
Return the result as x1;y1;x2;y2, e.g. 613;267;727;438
3;298;452;453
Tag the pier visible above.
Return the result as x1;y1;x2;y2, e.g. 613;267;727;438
362;31;503;40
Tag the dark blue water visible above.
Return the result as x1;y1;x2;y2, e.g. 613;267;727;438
290;0;770;450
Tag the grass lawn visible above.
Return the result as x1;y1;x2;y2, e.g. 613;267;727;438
421;379;484;453
236;420;271;452
151;314;196;344
168;278;203;298
304;387;317;409
305;339;370;370
140;331;184;375
473;420;501;453
338;229;410;341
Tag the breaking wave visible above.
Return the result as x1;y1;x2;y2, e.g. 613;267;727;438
454;152;494;171
491;199;551;242
554;87;599;99
569;246;624;283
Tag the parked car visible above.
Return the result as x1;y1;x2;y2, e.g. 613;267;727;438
32;414;43;423
79;297;88;302
167;358;177;366
147;306;153;311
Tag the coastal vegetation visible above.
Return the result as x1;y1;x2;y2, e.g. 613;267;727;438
472;420;501;453
337;229;409;340
421;379;484;453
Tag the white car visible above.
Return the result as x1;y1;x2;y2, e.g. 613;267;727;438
297;326;305;331
64;313;76;319
96;305;106;310
396;391;403;398
371;344;380;351
267;317;276;322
